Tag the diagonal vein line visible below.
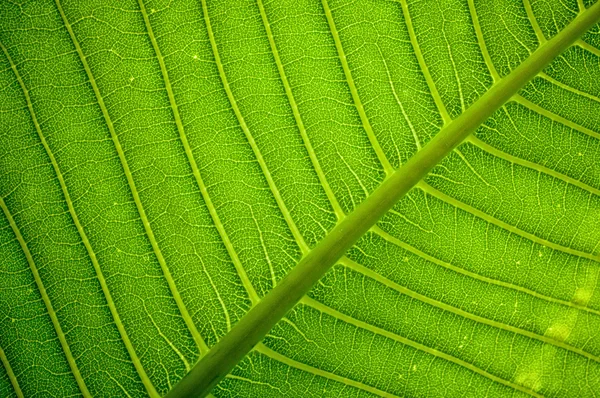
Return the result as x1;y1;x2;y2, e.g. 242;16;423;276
513;95;600;139
466;136;600;197
321;0;395;175
0;345;24;398
416;181;600;262
0;40;160;398
204;2;531;391
0;197;92;398
371;225;600;316
54;0;199;366
523;0;548;44
256;0;345;222
300;296;543;398
252;5;555;391
254;343;400;397
137;0;258;341
339;257;600;363
201;0;310;256
169;3;600;395
396;0;452;124
256;0;600;376
467;0;600;193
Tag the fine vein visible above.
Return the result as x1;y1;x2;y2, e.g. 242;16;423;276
0;39;160;398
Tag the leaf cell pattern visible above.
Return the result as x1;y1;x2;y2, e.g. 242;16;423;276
0;0;599;397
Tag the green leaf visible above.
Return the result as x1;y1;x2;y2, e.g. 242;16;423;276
0;1;599;398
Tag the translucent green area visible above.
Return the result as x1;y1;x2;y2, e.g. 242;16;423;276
0;0;599;397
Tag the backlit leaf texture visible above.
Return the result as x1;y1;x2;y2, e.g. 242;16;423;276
1;0;600;397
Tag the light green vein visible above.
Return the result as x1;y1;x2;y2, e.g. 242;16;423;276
339;257;600;363
523;0;548;43
253;1;596;385
203;3;553;391
539;72;600;103
513;95;600;139
0;197;92;398
321;0;395;175
0;346;23;398
371;225;600;316
416;181;600;262
577;38;600;56
466;0;600;194
0;39;160;398
467;0;501;81
260;0;600;366
255;343;399;397
54;0;199;366
299;296;542;398
137;0;258;327
466;136;600;196
201;0;310;255
396;0;452;124
256;0;345;221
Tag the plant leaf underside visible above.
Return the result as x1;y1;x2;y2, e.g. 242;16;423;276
1;1;600;398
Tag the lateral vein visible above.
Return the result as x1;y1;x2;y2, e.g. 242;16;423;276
397;0;452;124
466;136;600;197
0;345;24;398
339;257;600;364
513;95;600;140
201;0;310;256
256;0;345;221
300;296;543;398
322;0;395;175
255;343;400;397
0;39;160;397
55;0;199;370
416;181;600;262
137;0;258;328
0;198;92;398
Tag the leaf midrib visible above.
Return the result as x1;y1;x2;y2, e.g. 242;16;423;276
4;0;600;396
169;3;600;395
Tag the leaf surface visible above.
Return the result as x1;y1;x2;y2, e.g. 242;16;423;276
0;0;600;397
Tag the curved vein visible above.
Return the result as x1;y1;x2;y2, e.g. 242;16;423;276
513;95;600;140
137;0;258;320
255;343;399;397
0;39;160;397
523;0;547;43
54;0;201;361
466;136;600;197
321;0;395;175
0;198;91;398
539;71;600;104
256;0;345;221
0;346;23;398
467;0;501;81
397;0;452;124
370;225;600;316
339;257;600;363
300;296;542;398
201;0;309;255
416;181;599;262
